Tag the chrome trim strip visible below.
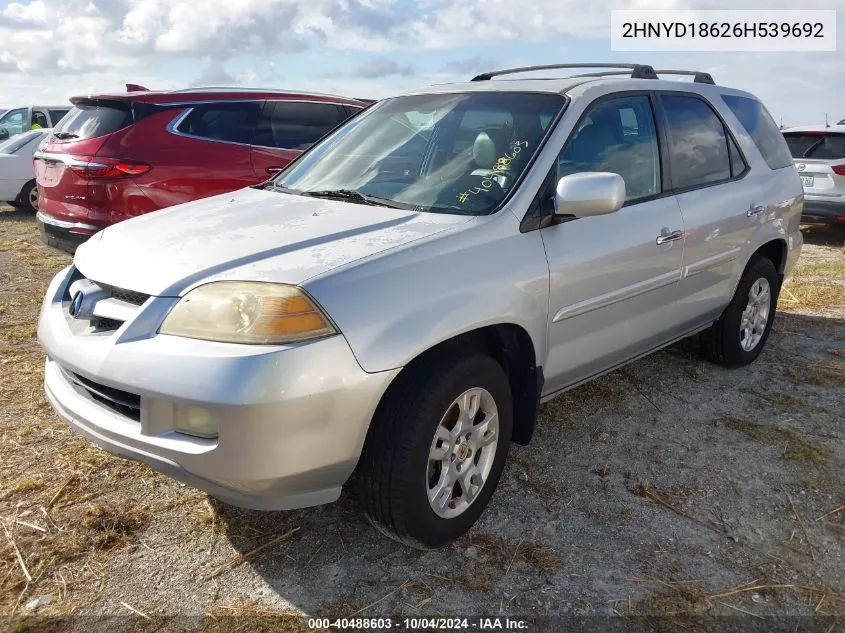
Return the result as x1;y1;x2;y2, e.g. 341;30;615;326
36;211;100;232
552;269;682;323
683;247;742;278
92;297;139;323
33;151;102;169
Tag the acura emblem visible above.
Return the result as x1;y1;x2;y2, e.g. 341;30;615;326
69;291;84;318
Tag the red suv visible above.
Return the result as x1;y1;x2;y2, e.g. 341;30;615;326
35;88;368;252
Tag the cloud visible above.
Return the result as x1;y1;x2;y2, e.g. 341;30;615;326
0;0;841;126
353;57;414;78
440;57;497;76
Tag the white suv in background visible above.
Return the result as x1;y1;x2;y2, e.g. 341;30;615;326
783;125;845;225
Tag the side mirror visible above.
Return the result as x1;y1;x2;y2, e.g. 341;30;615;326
554;172;626;218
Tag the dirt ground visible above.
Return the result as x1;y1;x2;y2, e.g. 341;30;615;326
1;205;843;628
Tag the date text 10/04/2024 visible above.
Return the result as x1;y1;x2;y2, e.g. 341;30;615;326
307;617;529;630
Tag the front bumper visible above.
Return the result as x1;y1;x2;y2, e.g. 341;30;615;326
38;266;399;510
801;197;845;224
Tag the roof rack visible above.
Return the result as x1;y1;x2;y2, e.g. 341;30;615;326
470;64;715;85
652;69;715;84
471;64;659;82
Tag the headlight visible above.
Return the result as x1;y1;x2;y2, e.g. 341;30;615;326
159;282;336;344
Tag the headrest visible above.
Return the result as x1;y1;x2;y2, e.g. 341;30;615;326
473;131;497;168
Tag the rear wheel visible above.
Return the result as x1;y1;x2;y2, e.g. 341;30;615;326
699;256;779;367
20;180;38;214
358;353;513;548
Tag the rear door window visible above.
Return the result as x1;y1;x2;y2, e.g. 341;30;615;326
52;105;133;141
721;94;792;169
176;102;263;145
783;132;845;160
660;95;732;190
260;101;348;150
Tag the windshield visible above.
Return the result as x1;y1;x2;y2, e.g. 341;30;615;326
0;130;43;154
276;92;565;215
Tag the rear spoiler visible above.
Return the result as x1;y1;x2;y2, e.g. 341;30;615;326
126;84;149;92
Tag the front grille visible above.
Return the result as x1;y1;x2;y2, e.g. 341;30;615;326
110;287;150;306
62;369;141;422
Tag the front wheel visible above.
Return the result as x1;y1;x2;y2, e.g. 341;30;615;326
699;255;780;368
358;353;513;548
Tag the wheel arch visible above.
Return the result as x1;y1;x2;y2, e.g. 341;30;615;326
371;323;542;448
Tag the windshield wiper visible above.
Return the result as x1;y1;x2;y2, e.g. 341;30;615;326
302;189;406;209
52;132;78;140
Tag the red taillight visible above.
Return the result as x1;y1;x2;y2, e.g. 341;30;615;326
67;155;151;179
832;165;845;176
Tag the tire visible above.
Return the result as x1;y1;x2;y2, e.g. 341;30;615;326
20;180;38;214
699;255;780;368
358;352;513;549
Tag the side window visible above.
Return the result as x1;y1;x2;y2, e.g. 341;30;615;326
48;109;70;125
721;94;792;170
728;135;747;178
176;102;262;145
558;95;661;202
661;95;731;189
262;101;347;150
0;108;26;125
31;110;49;128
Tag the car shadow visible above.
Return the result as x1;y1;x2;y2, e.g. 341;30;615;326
801;222;845;247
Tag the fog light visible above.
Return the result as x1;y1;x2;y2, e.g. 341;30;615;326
174;406;218;438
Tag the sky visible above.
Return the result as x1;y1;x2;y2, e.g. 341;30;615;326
0;0;842;127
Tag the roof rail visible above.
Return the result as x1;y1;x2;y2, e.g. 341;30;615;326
471;63;658;82
652;69;715;84
573;69;716;85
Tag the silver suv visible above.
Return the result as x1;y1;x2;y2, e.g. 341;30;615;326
38;64;803;547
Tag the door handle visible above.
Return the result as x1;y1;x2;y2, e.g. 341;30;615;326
656;229;684;245
265;167;284;175
747;203;765;217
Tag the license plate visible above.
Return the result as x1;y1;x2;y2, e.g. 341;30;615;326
35;160;61;186
800;175;814;188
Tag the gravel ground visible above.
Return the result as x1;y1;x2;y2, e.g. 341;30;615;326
1;205;843;629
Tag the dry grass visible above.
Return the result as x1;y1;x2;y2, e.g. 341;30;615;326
720;415;832;466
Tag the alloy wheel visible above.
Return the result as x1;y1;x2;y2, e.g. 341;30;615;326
426;387;499;519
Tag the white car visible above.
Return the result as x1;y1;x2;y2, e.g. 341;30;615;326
0;129;51;213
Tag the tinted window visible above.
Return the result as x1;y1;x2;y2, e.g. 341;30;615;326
53;105;133;141
728;135;747;177
722;95;792;169
177;102;262;145
558;95;661;201
48;109;70;124
662;95;731;189
259;101;347;150
783;132;845;160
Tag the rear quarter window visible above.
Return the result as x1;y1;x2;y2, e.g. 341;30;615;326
722;95;793;169
53;105;133;141
176;102;262;145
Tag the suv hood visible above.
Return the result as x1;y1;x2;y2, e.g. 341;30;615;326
74;187;471;297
